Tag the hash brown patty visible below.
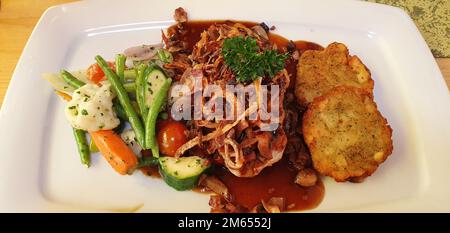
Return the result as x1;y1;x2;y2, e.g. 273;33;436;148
302;86;393;182
295;42;374;107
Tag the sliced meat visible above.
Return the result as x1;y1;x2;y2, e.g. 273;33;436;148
174;7;188;23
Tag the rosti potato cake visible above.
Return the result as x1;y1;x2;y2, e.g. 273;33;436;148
302;86;393;182
295;42;374;106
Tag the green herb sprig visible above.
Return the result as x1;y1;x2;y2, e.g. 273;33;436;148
222;36;288;83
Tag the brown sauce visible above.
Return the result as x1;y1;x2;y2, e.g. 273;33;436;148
140;166;160;178
165;20;325;212
216;156;324;211
140;150;161;178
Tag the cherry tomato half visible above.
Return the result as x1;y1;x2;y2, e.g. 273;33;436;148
86;62;115;84
157;120;188;157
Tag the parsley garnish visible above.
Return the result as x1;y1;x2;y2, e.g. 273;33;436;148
222;36;288;83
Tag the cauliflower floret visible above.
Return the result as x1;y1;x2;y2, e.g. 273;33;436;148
120;129;142;156
65;83;120;131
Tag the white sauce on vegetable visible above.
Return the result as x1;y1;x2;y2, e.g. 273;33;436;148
65;83;119;131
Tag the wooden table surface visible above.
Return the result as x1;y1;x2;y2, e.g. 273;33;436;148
0;0;449;107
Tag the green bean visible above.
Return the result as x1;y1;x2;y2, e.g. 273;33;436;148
89;139;99;153
61;70;91;166
124;69;137;81
137;156;159;168
113;100;127;120
145;78;172;157
136;64;149;122
115;54;126;83
62;68;135;92
131;100;141;115
123;82;136;93
73;128;90;167
159;112;168;120
157;49;173;63
95;55;146;148
61;69;85;89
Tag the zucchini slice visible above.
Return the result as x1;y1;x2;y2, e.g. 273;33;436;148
144;64;168;109
159;156;210;191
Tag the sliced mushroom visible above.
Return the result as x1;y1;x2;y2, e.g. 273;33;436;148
294;168;318;187
199;175;231;201
251;25;269;40
261;197;285;213
174;7;188;23
123;43;163;61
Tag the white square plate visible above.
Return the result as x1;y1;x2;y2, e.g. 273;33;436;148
1;0;449;212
